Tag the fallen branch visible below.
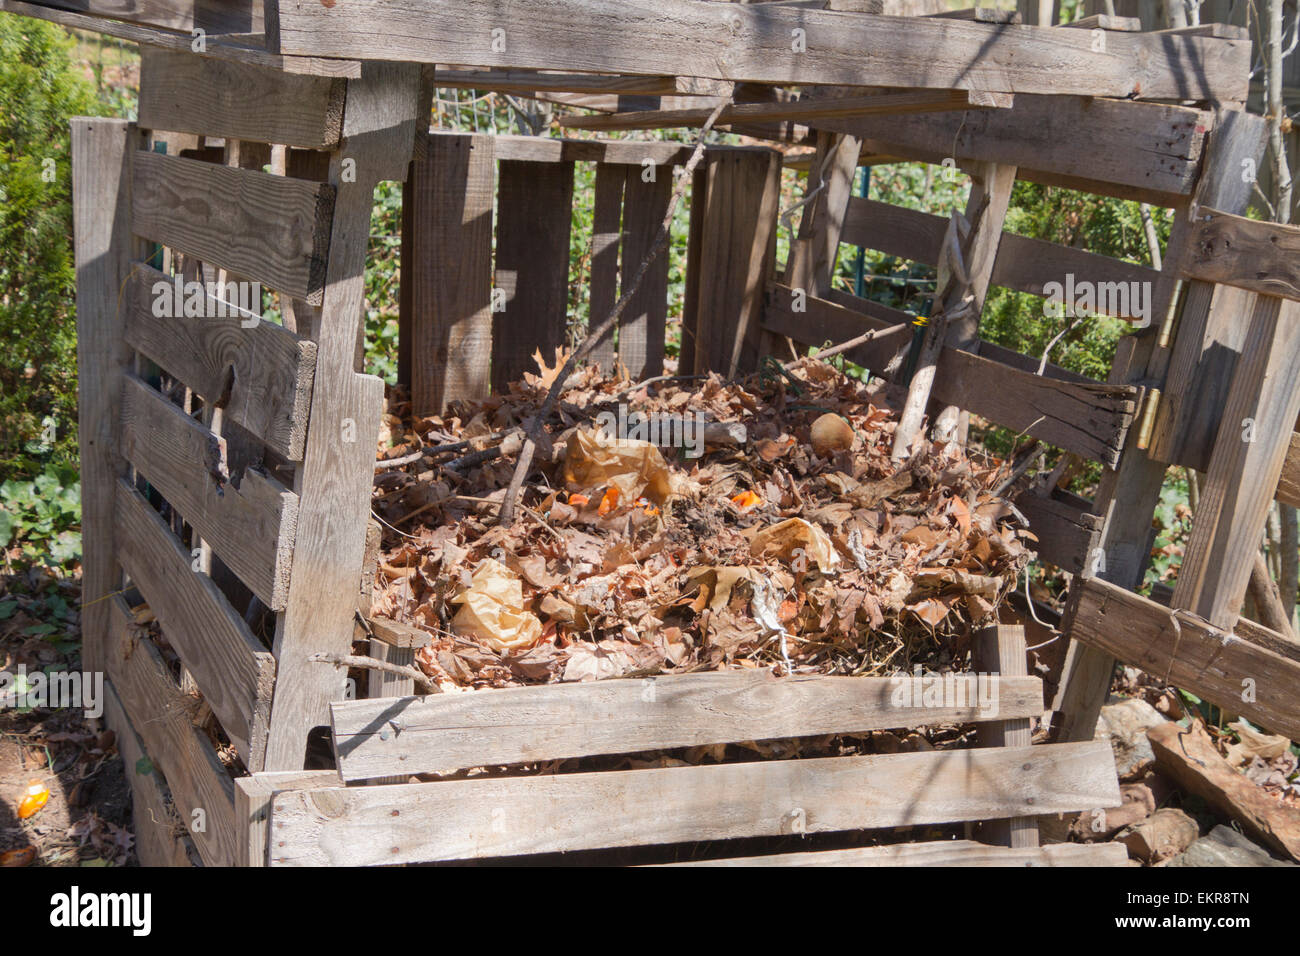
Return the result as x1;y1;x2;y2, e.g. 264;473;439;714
308;652;440;694
499;100;728;525
375;448;425;470
785;321;910;370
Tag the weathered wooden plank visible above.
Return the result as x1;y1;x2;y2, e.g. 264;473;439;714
1014;488;1103;575
492;159;574;392
330;671;1045;782
686;147;782;375
33;0;261;34
490;135;691;166
841;196;1160;320
270;0;1248;102
124;265;315;460
119;376;298;610
1235;615;1300;665
401;132;495;415
785;132;862;298
1064;13;1142;30
73;118;140;675
1172;295;1300;629
433;69;731;97
265;64;423;771
1183;208;1300;302
585;163;625;373
661;840;1128;866
559;90;983;131
973;625;1037;848
1277;431;1300;509
1065;576;1300;742
138;46;346;150
617;169;672;379
269;741;1119;865
763;283;914;373
102;680;200;867
817;94;1211;204
131;150;335;305
104;595;239;867
233;770;339;867
114;479;275;765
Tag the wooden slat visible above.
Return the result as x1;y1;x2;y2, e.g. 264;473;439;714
973;625;1037;848
492;159;574;392
1065;576;1300;742
489;135;691;166
124;265;315;460
1173;295;1300;629
585;163;625;372
138;46;347;150
1063;14;1142;30
841;196;1160;320
1013;488;1103;575
73;118;140;675
0;0;361;77
330;671;1045;782
433;69;732;97
31;0;261;34
1235;615;1300;665
271;0;1249;102
269;741;1119;865
102;681;199;867
785;132;862;298
131;150;335;305
233;770;339;867
119;376;299;610
104;595;239;867
1183;208;1300;302
686;147;782;376
559;90;984;132
618;169;672;379
661;840;1129;866
114;479;275;765
401;132;495;415
1277;431;1300;508
763;283;914;372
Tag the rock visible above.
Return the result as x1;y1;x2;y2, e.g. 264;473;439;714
1096;697;1166;780
1117;808;1199;863
1167;825;1296;868
1069;783;1156;841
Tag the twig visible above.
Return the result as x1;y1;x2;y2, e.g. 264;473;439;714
498;100;728;525
785;321;909;369
308;652;440;694
991;440;1043;497
375;448;425;470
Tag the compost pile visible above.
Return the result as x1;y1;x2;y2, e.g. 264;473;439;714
368;351;1035;693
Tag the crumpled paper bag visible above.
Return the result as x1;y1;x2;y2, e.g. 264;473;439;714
748;518;841;572
451;559;543;652
563;428;678;505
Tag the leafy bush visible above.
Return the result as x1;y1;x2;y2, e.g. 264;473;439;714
0;462;81;570
0;14;103;480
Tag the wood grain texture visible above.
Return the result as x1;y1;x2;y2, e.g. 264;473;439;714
1276;430;1300;508
36;0;261;33
586;163;625;373
102;680;200;867
114;479;275;765
433;69;732;96
492;159;574;392
119;376;299;610
1183;208;1300;302
330;671;1045;782
973;625;1037;848
1013;487;1103;575
233;770;339;867
73;118;139;674
841;195;1159;320
617;169;672;379
785;131;861;299
763;283;914;374
1173;296;1300;629
490;135;690;166
1065;577;1300;742
124;264;316;461
104;595;238;867
270;741;1119;865
138;46;346;150
660;840;1128;866
131;150;335;305
270;0;1248;102
401;132;495;415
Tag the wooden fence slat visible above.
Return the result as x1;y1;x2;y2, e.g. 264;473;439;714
104;596;239;867
124;264;316;461
617;168;672;379
401;132;495;415
585;162;625;373
114;479;275;765
492;159;574;392
1012;488;1103;575
73;117;140;674
138;46;346;150
233;770;340;867
119;376;299;610
973;625;1038;848
1183;207;1300;302
131;150;335;305
269;741;1119;865
660;840;1129;867
330;671;1045;782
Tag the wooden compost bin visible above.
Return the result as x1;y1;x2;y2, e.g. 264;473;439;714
25;0;1299;864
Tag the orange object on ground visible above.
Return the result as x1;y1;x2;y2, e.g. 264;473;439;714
17;779;49;820
568;493;590;507
597;487;620;516
731;490;761;511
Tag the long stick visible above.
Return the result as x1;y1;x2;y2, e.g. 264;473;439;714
498;100;727;525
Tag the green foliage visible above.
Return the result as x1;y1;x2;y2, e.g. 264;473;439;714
364;179;403;383
0;14;104;480
0;462;81;570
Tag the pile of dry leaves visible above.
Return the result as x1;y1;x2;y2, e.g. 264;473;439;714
368;351;1036;694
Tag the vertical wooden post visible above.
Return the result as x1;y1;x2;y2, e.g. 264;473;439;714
73;117;142;674
400;131;495;415
586;162;625;372
492;158;574;392
266;63;423;771
683;146;781;376
973;624;1039;848
618;168;673;380
784;131;861;298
